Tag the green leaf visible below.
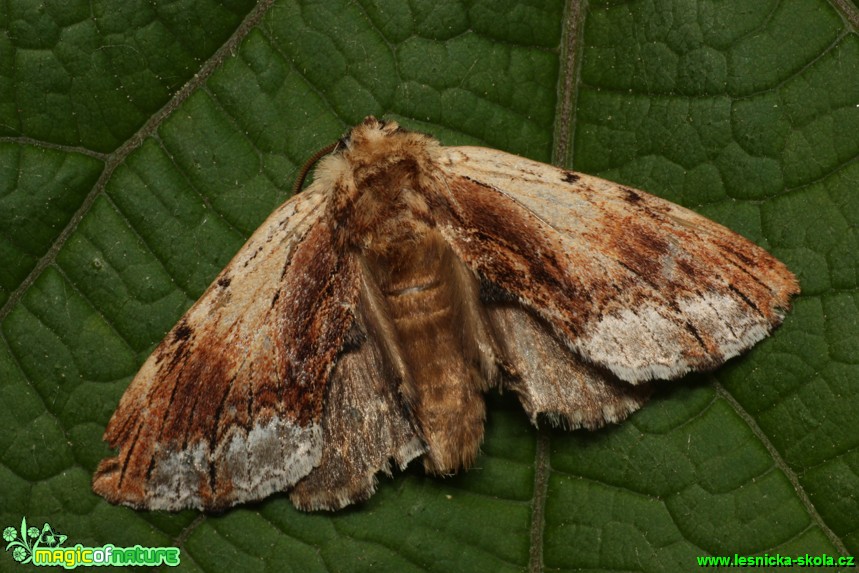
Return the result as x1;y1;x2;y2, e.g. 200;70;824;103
1;0;857;571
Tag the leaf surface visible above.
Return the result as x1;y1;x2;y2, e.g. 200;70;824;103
1;0;857;571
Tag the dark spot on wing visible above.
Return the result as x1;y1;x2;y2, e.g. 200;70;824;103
728;284;762;314
622;187;642;203
683;321;708;352
561;171;580;184
340;322;367;352
479;277;518;304
173;320;193;343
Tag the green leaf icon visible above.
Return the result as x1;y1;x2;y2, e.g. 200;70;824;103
12;547;26;562
2;527;16;543
39;523;67;548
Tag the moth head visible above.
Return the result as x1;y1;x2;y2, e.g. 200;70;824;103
338;116;403;150
294;118;445;250
293;116;437;197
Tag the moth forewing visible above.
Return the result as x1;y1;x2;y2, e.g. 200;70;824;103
93;186;341;510
93;116;798;513
442;146;797;383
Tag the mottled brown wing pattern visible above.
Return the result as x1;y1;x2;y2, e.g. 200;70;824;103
289;267;427;510
93;186;361;511
94;117;798;513
440;146;798;384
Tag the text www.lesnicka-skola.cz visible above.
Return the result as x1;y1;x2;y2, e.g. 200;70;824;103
697;553;854;567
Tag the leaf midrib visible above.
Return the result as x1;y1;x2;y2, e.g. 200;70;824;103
527;1;588;571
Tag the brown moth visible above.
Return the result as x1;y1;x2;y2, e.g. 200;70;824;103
93;116;799;512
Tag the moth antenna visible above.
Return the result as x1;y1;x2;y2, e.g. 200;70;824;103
292;140;340;195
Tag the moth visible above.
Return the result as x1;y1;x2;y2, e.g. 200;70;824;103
93;116;799;512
